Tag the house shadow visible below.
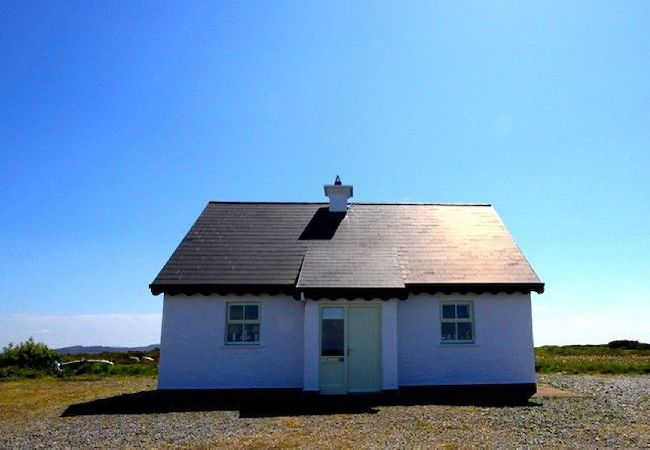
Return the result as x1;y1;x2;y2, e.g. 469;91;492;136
299;208;345;240
61;389;540;419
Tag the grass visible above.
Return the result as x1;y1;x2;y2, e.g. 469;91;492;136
58;348;160;377
0;362;157;381
0;347;159;381
0;376;156;421
70;362;158;377
535;345;650;374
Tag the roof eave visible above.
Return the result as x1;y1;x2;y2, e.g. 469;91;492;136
406;282;545;295
150;282;545;297
149;283;297;297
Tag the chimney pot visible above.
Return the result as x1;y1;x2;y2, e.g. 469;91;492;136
324;177;353;212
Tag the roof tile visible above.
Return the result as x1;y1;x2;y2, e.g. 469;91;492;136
150;203;542;294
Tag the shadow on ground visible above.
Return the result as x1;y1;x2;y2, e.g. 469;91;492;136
62;390;541;418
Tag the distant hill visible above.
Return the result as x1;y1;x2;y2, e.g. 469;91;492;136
55;344;159;355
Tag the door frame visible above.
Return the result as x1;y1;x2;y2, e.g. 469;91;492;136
318;303;383;394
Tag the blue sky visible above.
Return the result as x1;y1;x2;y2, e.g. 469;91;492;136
1;1;648;347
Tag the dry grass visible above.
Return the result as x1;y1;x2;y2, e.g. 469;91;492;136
205;426;357;449
0;376;155;422
536;347;650;374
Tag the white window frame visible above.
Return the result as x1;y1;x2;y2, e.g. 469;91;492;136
440;301;474;344
225;302;261;345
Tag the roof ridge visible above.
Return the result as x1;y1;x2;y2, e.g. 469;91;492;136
208;201;326;205
207;201;491;206
354;202;491;206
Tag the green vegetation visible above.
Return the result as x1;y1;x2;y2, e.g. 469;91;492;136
65;361;158;377
535;342;650;374
0;338;61;379
0;338;158;381
59;347;159;377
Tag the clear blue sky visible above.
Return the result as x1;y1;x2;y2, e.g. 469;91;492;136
1;1;648;347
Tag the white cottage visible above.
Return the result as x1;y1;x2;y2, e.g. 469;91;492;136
150;178;544;399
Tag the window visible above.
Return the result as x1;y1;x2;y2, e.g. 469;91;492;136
440;302;474;343
226;303;260;344
321;307;344;356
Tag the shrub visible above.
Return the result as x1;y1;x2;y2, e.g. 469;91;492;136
0;338;60;370
608;340;650;350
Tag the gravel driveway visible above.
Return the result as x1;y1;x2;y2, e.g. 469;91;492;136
1;374;649;448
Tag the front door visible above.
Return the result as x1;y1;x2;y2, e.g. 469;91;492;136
319;305;382;394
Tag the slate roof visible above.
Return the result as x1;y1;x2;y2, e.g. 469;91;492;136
150;202;544;298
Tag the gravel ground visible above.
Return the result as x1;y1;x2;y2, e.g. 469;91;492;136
1;374;649;449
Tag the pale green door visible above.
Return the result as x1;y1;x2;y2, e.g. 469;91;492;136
347;307;382;393
319;306;382;394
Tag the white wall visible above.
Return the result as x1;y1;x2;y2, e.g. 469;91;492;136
398;293;536;386
381;299;399;390
158;293;304;389
303;300;320;391
158;292;535;390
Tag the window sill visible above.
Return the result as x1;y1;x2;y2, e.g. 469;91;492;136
438;342;477;347
221;344;265;349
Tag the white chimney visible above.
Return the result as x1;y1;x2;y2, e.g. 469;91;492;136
324;175;353;212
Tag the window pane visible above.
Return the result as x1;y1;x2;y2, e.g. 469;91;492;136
226;323;243;342
441;322;456;341
456;304;470;319
243;324;260;342
229;305;243;320
244;305;259;321
322;307;344;320
442;304;456;319
457;322;473;341
322;319;344;356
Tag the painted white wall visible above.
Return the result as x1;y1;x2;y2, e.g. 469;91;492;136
159;292;535;390
303;300;320;391
381;299;399;390
397;293;536;386
158;293;304;389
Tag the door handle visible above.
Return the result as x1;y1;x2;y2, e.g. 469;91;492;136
347;348;351;356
